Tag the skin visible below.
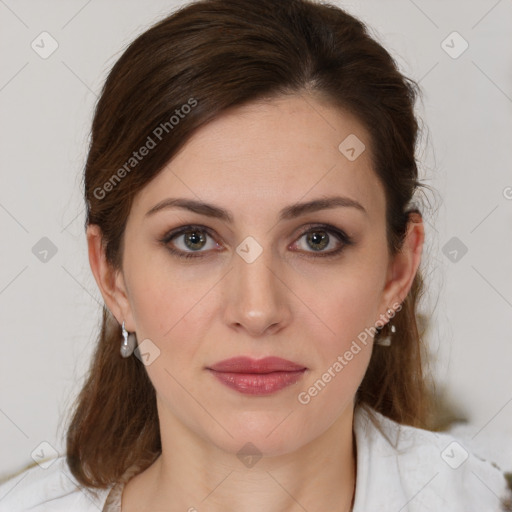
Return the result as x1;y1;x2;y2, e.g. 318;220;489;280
87;92;424;512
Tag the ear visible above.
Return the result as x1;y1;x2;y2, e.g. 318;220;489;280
377;211;424;322
86;224;136;331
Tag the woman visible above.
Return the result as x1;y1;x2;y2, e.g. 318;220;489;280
0;0;510;510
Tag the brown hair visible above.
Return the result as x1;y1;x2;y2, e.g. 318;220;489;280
66;0;434;488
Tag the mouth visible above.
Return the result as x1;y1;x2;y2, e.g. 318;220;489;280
206;356;307;395
207;356;306;373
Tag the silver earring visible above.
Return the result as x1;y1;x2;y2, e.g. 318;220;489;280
375;308;396;347
121;321;137;358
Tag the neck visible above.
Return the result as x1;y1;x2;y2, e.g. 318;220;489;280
122;404;357;512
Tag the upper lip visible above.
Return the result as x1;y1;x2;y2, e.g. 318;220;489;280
207;356;306;373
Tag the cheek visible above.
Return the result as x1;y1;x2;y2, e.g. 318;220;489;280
122;249;204;356
302;281;377;383
125;241;198;324
292;270;380;422
124;266;212;412
293;256;386;345
287;254;386;403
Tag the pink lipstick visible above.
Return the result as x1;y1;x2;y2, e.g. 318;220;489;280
206;356;307;395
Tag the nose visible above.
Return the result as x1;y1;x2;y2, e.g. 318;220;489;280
223;244;292;337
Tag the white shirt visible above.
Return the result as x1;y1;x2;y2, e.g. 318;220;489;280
0;404;510;511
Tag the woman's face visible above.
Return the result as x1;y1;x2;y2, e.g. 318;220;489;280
91;93;420;457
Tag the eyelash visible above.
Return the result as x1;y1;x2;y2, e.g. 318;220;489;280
159;223;354;261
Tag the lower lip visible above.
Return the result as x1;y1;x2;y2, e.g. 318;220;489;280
208;369;306;395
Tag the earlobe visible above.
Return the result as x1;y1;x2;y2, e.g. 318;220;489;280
86;224;133;328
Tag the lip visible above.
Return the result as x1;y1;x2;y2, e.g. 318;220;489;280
206;356;307;395
207;356;306;373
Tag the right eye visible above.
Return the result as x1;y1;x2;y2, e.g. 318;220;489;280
160;225;221;260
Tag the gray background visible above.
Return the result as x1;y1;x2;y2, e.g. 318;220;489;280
0;0;511;480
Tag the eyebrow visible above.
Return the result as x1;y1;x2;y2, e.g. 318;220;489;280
145;195;368;222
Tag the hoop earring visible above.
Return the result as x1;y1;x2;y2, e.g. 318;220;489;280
375;308;396;347
121;321;137;358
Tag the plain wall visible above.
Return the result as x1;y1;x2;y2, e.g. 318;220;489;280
1;0;511;480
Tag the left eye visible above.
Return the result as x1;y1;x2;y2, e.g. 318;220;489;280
294;228;341;253
290;225;352;257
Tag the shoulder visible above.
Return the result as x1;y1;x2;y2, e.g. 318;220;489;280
353;404;512;512
0;456;112;512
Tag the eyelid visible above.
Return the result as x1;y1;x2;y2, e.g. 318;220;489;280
160;224;218;245
294;222;349;240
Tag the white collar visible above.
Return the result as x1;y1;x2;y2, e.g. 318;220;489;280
351;404;511;511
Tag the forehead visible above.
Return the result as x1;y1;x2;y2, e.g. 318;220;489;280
131;94;386;224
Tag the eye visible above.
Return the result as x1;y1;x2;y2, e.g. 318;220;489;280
160;225;220;260
290;224;353;258
160;223;353;261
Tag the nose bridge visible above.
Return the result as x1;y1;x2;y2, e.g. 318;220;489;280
224;237;290;335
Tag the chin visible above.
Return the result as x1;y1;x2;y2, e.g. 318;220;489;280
205;412;310;459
